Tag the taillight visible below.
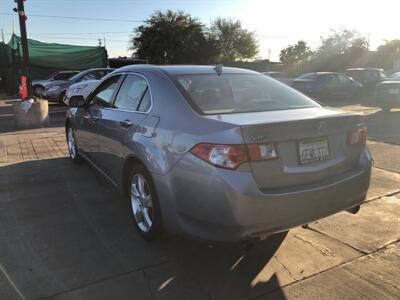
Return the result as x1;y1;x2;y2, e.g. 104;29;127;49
190;143;278;170
347;127;367;145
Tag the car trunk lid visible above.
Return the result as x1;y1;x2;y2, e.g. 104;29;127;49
207;107;365;191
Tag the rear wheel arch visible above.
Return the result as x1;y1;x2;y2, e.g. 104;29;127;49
33;84;44;89
122;156;150;196
33;85;45;97
59;90;67;104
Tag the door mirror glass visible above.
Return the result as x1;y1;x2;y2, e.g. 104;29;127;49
69;95;85;108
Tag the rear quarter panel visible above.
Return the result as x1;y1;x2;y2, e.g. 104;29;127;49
121;70;244;177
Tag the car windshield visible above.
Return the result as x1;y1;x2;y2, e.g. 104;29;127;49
68;72;85;82
46;72;58;80
174;73;319;115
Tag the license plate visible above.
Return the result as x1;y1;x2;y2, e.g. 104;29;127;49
299;139;329;164
388;89;400;95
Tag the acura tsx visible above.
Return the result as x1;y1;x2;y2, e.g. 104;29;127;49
65;65;372;242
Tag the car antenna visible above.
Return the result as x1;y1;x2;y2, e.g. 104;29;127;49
213;64;223;76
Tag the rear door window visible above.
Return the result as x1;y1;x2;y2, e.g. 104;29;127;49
114;75;149;111
174;73;318;115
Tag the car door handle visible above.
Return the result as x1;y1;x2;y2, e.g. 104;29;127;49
120;120;133;128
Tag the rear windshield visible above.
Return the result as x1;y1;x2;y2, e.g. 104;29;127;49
297;73;316;80
174;73;318;115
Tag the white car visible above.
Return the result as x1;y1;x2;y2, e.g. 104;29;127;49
63;80;100;105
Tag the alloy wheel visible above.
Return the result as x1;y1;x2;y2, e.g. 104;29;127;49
131;174;153;233
67;127;77;159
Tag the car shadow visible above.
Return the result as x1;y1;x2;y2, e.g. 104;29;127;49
0;157;288;299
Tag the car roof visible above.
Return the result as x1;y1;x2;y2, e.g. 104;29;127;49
82;68;115;72
346;68;383;71
114;64;260;76
315;72;339;75
298;72;338;77
58;70;79;73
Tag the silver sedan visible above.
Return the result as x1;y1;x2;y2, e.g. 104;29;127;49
65;65;372;242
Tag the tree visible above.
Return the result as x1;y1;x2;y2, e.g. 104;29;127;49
210;18;258;62
279;40;312;65
130;10;217;64
316;28;368;57
377;40;400;55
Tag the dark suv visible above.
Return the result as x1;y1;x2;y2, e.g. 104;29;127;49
345;68;387;95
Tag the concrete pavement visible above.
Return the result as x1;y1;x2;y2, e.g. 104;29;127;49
0;97;399;300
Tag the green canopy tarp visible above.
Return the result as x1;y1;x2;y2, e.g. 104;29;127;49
8;34;108;70
2;34;108;93
0;43;12;67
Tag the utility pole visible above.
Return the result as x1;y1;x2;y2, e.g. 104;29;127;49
14;0;32;98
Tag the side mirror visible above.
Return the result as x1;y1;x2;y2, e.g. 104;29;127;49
69;95;85;108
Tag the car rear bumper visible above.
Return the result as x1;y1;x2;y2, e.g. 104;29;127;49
153;147;372;242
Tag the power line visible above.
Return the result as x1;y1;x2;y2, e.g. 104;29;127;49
27;31;131;35
0;13;144;23
27;34;129;43
3;31;133;37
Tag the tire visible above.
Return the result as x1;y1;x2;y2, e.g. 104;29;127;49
59;91;66;105
128;164;162;241
66;125;83;163
33;85;44;98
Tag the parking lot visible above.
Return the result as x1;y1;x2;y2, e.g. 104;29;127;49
0;95;399;300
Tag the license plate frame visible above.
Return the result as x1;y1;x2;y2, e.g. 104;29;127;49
298;138;330;165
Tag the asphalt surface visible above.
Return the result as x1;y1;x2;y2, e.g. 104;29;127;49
0;95;399;300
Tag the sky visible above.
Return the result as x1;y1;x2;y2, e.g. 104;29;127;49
0;0;399;61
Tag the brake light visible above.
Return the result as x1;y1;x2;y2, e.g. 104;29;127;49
347;127;367;145
190;143;278;170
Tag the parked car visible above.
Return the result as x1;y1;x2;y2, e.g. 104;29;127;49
293;72;362;101
345;68;387;95
63;79;101;105
32;71;79;97
390;72;400;79
262;71;293;86
43;68;115;104
65;65;372;242
375;72;400;110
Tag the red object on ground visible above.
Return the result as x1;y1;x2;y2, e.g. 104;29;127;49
19;76;28;100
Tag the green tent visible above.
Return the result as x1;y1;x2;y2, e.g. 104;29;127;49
2;34;108;93
8;34;108;70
